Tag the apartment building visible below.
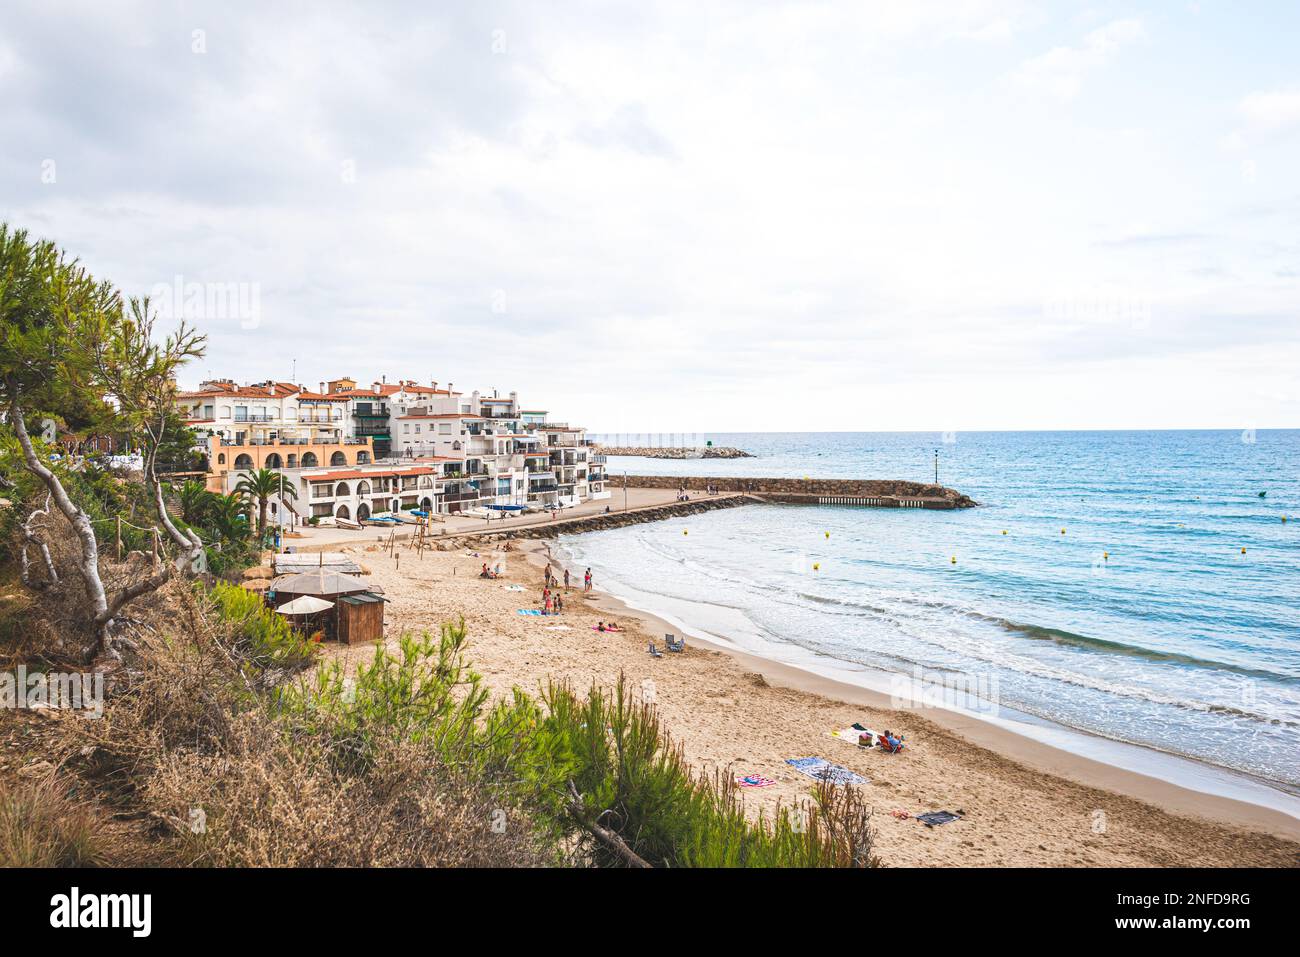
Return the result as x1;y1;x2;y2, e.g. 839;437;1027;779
178;375;604;521
177;380;371;492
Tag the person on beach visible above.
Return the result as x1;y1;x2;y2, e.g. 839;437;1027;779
564;568;570;590
596;621;606;632
544;594;553;615
554;593;563;613
584;568;592;593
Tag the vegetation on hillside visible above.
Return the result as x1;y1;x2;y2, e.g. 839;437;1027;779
0;223;878;868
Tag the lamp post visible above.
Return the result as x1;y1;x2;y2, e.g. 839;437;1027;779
623;471;629;512
934;449;939;485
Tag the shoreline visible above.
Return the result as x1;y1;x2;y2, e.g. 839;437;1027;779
318;521;1300;864
533;540;1300;842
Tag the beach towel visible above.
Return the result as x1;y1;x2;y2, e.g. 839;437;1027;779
735;775;776;788
502;584;526;592
516;609;542;616
784;757;867;786
916;811;961;827
831;726;879;748
544;625;572;631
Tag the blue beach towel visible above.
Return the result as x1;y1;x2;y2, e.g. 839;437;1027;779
785;757;867;786
916;811;961;827
516;609;543;616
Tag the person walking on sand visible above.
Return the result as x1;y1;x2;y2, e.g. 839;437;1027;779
564;568;571;590
544;594;553;616
554;592;563;614
584;568;593;593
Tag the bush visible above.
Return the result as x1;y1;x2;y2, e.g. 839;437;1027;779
541;678;880;868
205;581;316;675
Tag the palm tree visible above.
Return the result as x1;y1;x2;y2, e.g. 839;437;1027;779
233;468;296;535
208;493;251;542
177;479;214;526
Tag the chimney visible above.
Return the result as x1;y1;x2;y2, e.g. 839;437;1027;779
319;381;325;395
431;380;438;391
448;382;453;393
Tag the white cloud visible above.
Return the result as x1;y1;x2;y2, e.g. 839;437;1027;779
2;2;1296;430
1013;17;1145;100
1239;89;1300;132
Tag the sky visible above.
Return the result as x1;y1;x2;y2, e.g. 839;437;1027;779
2;0;1298;432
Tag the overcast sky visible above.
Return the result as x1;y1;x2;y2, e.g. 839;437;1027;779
3;1;1298;431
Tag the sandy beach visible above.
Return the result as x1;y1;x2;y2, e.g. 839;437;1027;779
320;530;1300;867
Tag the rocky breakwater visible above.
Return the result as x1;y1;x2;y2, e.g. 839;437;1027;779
622;475;978;509
594;445;753;459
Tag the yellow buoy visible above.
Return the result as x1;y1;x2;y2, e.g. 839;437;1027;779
950;556;957;564
1103;551;1109;560
1002;530;1007;535
824;531;830;539
683;530;688;536
812;562;820;571
1240;547;1246;554
1061;528;1066;535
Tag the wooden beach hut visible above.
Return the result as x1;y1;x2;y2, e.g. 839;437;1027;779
269;570;386;644
336;593;385;645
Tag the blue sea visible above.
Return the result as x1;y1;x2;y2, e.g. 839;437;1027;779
564;431;1300;797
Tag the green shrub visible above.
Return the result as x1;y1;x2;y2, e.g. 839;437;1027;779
206;580;316;673
540;677;880;868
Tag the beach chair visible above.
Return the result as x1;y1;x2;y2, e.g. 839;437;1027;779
647;641;663;658
665;634;685;653
879;735;905;754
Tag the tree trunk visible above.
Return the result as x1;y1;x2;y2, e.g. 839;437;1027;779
9;398;110;629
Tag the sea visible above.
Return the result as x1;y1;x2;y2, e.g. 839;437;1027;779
559;431;1300;809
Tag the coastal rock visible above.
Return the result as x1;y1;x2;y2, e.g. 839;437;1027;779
618;475;978;508
594;445;753;459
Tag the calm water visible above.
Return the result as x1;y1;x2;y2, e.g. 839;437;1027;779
568;431;1300;788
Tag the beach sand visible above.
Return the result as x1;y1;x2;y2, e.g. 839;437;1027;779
324;534;1300;867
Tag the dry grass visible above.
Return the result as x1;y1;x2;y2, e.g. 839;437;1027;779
63;584;556;867
145;714;552;867
0;771;141;867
